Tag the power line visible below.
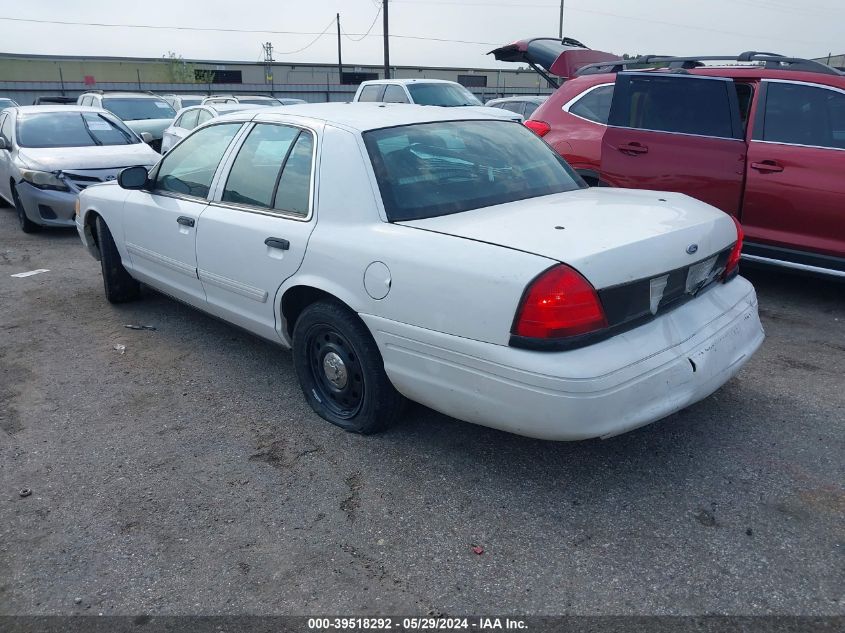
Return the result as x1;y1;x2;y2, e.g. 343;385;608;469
0;15;497;46
342;3;382;42
273;17;337;55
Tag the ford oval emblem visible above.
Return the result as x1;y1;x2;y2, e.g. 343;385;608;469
686;244;699;255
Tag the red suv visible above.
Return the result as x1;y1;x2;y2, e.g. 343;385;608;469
500;47;845;278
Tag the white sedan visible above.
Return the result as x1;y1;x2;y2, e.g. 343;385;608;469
75;104;763;440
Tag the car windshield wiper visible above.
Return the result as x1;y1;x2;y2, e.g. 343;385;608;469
80;114;103;146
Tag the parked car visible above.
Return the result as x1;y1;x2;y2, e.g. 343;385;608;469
32;96;77;105
77;91;176;153
520;51;845;278
75;103;762;440
0;106;159;232
161;103;270;153
0;98;19;110
352;79;522;121
160;94;204;111
201;95;300;107
485;96;548;120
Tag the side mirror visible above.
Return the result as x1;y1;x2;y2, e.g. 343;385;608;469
0;137;7;151
140;132;154;144
117;166;149;190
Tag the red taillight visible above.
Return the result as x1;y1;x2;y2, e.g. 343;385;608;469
513;265;608;339
724;215;744;280
524;119;551;137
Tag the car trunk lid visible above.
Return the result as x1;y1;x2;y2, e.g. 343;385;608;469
489;37;620;84
397;187;738;291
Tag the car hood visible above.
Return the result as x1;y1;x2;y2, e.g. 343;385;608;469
489;37;619;80
123;118;174;139
398;188;737;289
17;144;160;171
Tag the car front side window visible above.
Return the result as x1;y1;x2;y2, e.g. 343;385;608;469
153;123;241;198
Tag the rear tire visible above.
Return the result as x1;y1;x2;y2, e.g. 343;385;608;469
292;300;404;434
12;184;39;233
95;216;140;304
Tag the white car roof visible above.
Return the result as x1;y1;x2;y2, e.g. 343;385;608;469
13;105;111;114
360;78;458;86
218;102;510;132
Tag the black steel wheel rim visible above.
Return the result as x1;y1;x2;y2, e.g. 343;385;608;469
305;324;365;419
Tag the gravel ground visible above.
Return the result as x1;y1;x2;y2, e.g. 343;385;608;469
0;207;843;616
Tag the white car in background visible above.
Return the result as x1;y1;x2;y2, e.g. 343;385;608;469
0;105;159;232
353;79;522;121
485;95;548;120
75;103;763;441
201;95;306;107
161;102;269;153
76;91;177;153
160;94;205;111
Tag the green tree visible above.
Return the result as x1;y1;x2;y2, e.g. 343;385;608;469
163;51;197;83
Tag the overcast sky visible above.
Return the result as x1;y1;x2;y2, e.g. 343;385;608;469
0;0;841;68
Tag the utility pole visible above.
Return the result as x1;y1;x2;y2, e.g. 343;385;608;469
383;0;390;79
263;41;274;92
558;0;565;39
337;13;343;84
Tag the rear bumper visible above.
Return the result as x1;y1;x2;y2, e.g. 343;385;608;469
362;277;764;441
16;182;77;228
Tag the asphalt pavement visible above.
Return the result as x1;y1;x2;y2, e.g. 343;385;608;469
1;206;843;616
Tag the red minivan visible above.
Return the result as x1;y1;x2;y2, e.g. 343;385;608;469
493;44;845;278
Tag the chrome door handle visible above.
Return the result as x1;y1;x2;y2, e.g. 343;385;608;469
265;237;290;250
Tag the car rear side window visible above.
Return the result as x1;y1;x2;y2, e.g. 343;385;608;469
153;123;241;198
364;120;583;222
568;84;614;124
501;101;525;115
762;82;845;150
222;123;313;215
383;85;410;103
610;75;738;139
358;85;385;102
523;102;541;118
197;109;213;125
179;109;200;130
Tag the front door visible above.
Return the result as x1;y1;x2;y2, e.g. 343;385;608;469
0;113;13;204
600;72;747;215
742;80;845;266
196;122;318;341
122;121;244;306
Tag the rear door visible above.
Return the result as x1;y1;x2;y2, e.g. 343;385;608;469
742;79;845;265
601;72;746;214
195;121;318;341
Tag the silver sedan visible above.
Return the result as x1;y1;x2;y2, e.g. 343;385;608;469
0;105;160;232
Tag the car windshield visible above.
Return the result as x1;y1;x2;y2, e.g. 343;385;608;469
102;97;176;120
407;84;482;107
0;99;16;109
364;120;584;222
238;98;283;106
16;111;140;148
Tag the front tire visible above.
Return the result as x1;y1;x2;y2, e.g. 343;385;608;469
292;300;404;434
12;184;39;233
95;216;140;303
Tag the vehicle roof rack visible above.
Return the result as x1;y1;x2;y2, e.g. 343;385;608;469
576;51;842;77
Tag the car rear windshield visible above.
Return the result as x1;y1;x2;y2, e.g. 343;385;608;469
16;112;140;148
0;99;16;109
407;84;482;107
238;98;283;106
102;98;176;120
180;98;203;108
364;120;584;222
